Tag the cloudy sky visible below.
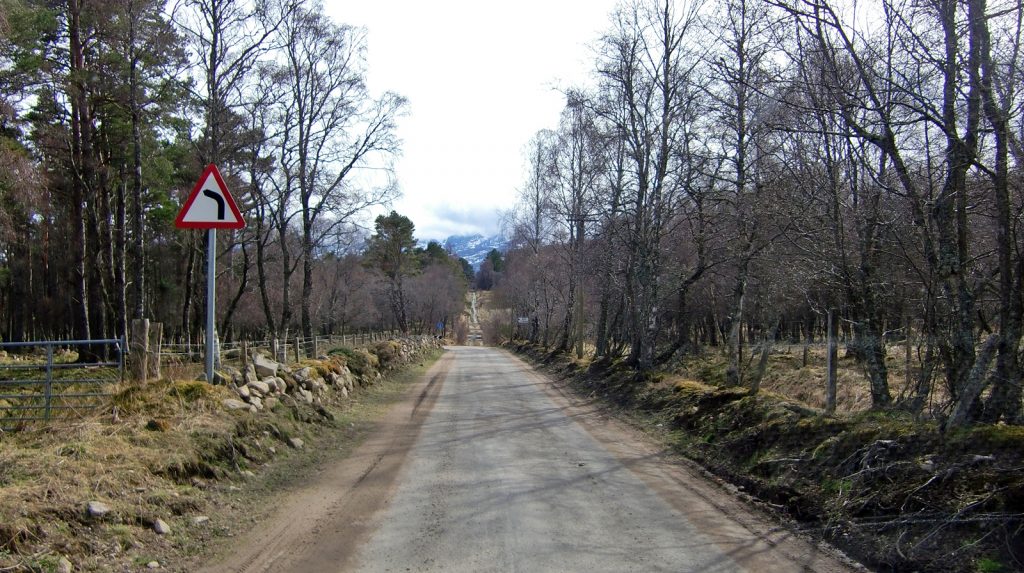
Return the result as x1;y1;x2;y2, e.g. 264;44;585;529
325;0;620;242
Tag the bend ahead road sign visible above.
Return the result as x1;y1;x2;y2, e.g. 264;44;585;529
175;163;245;229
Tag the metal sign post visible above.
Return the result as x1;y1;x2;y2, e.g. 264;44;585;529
175;164;245;383
206;228;216;383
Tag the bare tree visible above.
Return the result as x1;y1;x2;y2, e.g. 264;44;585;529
548;92;604;353
274;3;406;344
595;0;704;369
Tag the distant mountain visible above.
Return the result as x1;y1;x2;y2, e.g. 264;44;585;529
435;234;508;270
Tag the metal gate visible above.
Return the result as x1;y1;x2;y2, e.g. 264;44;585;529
0;338;124;431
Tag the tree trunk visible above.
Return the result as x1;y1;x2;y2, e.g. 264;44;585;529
68;0;92;347
181;235;196;343
727;255;751;386
946;335;999;430
129;0;145;321
301;232;314;344
972;0;1023;423
221;243;250;342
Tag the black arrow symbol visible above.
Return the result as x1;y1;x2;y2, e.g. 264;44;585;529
202;189;226;220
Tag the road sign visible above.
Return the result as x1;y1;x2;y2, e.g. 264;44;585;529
175;164;245;229
517;317;529;325
174;163;245;384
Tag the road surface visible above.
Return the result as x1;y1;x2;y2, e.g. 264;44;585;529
208;346;862;573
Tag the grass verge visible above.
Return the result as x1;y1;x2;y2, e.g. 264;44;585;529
0;341;443;573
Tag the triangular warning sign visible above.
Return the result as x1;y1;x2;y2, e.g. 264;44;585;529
175;164;245;229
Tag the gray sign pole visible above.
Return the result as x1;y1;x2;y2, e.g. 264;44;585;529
206;228;216;383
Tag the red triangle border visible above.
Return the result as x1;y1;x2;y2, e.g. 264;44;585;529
174;163;246;229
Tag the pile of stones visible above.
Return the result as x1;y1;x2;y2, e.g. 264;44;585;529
218;353;357;413
216;336;442;414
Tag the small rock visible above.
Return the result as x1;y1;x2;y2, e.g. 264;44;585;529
86;501;111;519
152;518;171;535
193;516;210;525
263;397;278;411
253;354;280;378
147;561;160;569
248;380;271;396
288;437;305;449
57;556;73;573
241;470;255;478
919;460;936;472
222;398;249;411
268;446;277;454
237;385;251;399
248;395;263;410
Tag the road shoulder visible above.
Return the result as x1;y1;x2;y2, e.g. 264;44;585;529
500;349;867;573
198;351;453;573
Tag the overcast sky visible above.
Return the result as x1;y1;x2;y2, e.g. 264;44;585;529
325;0;620;242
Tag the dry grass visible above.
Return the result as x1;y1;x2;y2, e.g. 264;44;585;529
0;341;443;572
0;380;234;571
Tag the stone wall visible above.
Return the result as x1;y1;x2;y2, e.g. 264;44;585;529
216;336;443;413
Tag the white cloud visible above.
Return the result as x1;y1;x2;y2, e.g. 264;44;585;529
325;0;619;238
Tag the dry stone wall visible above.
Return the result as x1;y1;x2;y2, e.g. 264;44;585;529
216;336;442;413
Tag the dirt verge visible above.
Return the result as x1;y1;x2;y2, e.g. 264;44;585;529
201;351;452;572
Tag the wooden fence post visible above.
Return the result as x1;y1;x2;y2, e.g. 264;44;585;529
294;336;301;362
130;319;149;384
826;309;837;415
905;315;912;396
147;322;163;381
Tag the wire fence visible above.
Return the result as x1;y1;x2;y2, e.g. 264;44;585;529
160;331;399;365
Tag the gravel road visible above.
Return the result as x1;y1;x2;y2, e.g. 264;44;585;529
208;346;863;573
